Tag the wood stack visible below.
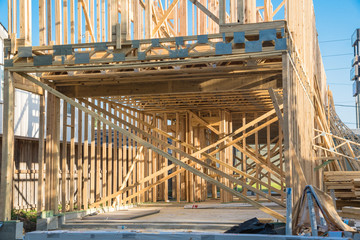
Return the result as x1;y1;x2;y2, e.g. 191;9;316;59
340;206;360;220
353;179;360;197
324;172;360;199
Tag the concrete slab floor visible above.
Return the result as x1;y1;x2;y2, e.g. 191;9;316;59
62;203;286;232
135;206;286;223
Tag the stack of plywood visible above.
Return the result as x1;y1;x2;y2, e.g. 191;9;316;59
324;172;360;199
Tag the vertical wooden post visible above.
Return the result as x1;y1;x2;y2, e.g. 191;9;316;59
96;0;100;41
244;0;256;23
242;113;247;196
163;114;168;202
189;114;194;202
0;71;15;221
77;107;83;209
69;104;75;211
63;0;68;44
121;0;128;41
61;101;68;212
37;95;45;213
145;0;152;39
101;0;105;41
220;111;226;203
39;0;46;45
113;112;118;201
102;102;107;204
84;110;89;209
7;0;11;34
219;0;226;25
230;0;237;23
237;0;245;23
176;113;181;203
52;96;60;214
179;0;187;36
152;114;157;202
96;101;101;201
45;94;53;211
90;99;96;204
47;0;52;44
55;0;63;44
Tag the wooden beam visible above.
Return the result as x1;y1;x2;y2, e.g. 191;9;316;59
0;71;15;221
37;95;45;213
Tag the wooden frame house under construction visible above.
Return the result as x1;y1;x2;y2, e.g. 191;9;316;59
1;0;357;223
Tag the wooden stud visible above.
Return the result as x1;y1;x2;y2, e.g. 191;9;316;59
69;103;75;211
0;71;15;221
61;100;68;212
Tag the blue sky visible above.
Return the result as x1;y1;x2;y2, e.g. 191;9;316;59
0;0;359;128
313;0;360;128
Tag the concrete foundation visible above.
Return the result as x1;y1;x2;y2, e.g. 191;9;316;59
24;230;350;240
0;220;23;240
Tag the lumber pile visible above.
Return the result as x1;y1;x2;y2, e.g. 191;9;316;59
324;172;360;199
339;207;360;220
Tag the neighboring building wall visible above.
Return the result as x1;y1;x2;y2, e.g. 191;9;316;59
0;23;91;140
0;24;41;138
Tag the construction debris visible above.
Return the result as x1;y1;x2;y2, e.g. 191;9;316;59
292;186;354;236
224;218;279;235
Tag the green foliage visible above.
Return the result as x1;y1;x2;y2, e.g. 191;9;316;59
11;209;37;223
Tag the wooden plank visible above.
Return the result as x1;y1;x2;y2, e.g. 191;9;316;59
70;0;75;43
77;106;83;209
52;96;61;214
145;0;151;39
0;71;15;221
120;0;128;41
176;113;181;203
96;0;100;41
96;100;101;201
244;0;256;23
45;94;53;210
90;98;96;204
63;0;68;44
55;0;62;44
61;100;68;212
102;101;107;204
39;0;46;45
101;0;105;41
69;103;75;211
83;108;89;209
